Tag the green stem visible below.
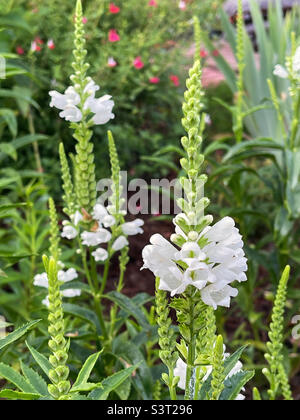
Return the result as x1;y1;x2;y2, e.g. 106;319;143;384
184;295;196;400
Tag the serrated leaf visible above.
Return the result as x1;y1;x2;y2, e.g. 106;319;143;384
0;320;41;351
71;351;102;392
220;370;255;400
20;361;49;396
0;363;36;393
26;341;52;379
88;365;139;400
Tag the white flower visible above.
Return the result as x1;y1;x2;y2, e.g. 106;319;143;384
293;46;300;72
142;234;184;294
58;268;78;283
81;228;112;246
62;289;81;298
49;86;80;110
59;104;83;123
142;217;247;309
103;215;116;227
174;351;245;400
92;248;109;262
273;64;288;79
112;236;129;251
72;210;83;226
89;95;115;125
121;219;144;235
49;79;114;125
34;272;48;288
61;224;78;240
42;296;50;307
201;283;238;310
92;204;108;222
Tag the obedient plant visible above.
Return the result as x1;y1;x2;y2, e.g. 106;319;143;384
142;32;252;399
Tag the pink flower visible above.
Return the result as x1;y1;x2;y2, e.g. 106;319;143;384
108;29;120;42
31;41;42;52
212;49;220;57
109;3;120;14
148;0;158;6
178;1;186;10
200;49;208;58
133;56;144;70
82;17;88;24
16;46;25;55
149;77;160;84
170;75;180;86
108;57;117;67
47;39;55;50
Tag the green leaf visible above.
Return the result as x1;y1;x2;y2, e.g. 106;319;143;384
20;361;49;396
220;370;255;400
0;143;17;160
0;363;36;393
88;365;139;400
63;303;101;335
0;108;17;138
71;351;102;392
0;390;41;400
26;341;52;379
0;320;41;351
106;291;150;330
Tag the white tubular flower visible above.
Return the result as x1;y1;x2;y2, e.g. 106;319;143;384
92;204;108;222
62;289;81;298
112;236;129;251
59;104;82;123
174;351;245;400
84;79;100;97
58;268;78;283
72;210;83;226
121;219;144;235
81;228;112;246
142;234;184;294
90;95;115;125
102;215;116;228
33;272;48;288
42;296;50;307
201;283;238;310
142;217;247;309
92;248;109;262
49;86;80;110
61;224;78;240
273;64;288;79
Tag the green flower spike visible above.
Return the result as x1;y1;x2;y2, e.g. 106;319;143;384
49;198;61;262
43;255;71;400
264;265;293;400
59;143;77;217
70;0;97;213
210;335;225;400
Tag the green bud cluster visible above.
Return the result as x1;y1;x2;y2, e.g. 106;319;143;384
59;143;77;217
264;265;293;400
43;256;71;400
48;198;61;262
178;58;210;232
69;0;96;213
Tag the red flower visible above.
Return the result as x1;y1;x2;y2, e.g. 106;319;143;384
200;48;208;58
35;37;44;45
149;77;160;84
108;29;120;42
133;56;144;70
47;39;55;50
16;46;25;55
212;49;219;57
148;0;158;6
109;3;120;14
170;74;180;87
